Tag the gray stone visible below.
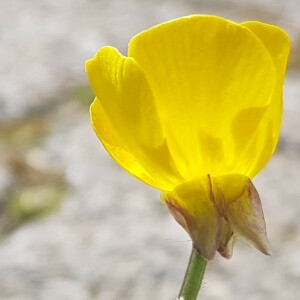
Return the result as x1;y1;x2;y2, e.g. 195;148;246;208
0;0;300;299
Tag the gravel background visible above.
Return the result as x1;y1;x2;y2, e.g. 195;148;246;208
0;0;300;299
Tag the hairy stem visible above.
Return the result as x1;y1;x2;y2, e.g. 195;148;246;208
177;246;207;300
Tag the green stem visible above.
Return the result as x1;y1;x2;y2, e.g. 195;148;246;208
178;246;207;300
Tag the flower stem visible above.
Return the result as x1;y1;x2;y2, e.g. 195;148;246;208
177;246;207;300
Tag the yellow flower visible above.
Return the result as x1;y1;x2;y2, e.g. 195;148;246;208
86;15;290;260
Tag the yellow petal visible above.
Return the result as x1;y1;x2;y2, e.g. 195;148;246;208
239;21;290;177
90;98;161;189
128;15;276;179
86;47;182;190
242;21;290;82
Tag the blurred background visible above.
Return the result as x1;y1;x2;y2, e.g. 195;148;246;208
0;0;300;299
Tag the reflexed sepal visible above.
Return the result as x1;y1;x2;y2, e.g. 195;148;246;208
161;174;271;261
162;176;220;260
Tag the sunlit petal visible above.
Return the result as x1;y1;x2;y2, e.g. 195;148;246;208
240;21;290;177
90;98;163;189
87;47;182;190
129;15;276;178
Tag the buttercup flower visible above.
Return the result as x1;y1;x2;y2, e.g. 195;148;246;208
86;15;290;261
